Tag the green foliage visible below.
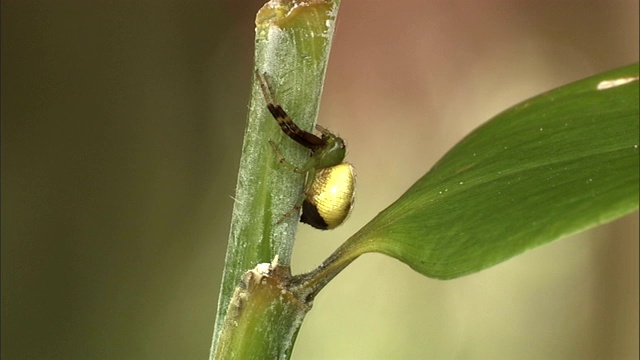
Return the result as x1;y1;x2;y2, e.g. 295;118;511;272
335;64;639;279
213;3;638;359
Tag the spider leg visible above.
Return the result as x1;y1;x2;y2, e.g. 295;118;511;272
276;203;302;225
268;140;307;174
255;71;304;138
315;124;331;136
268;138;308;225
254;70;326;150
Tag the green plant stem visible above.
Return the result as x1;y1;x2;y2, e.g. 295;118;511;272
210;1;341;358
213;261;310;360
290;234;371;302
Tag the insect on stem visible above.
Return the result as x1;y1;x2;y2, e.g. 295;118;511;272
256;69;356;230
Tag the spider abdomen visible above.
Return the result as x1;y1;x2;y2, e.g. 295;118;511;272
301;163;356;230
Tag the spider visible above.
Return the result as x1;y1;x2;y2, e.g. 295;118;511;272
255;70;355;230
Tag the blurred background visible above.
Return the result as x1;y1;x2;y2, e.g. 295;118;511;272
2;1;638;359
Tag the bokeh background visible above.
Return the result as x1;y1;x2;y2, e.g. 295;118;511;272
2;1;638;359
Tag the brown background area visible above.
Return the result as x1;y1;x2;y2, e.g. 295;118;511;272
2;1;638;359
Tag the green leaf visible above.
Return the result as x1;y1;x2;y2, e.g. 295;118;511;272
334;64;639;280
